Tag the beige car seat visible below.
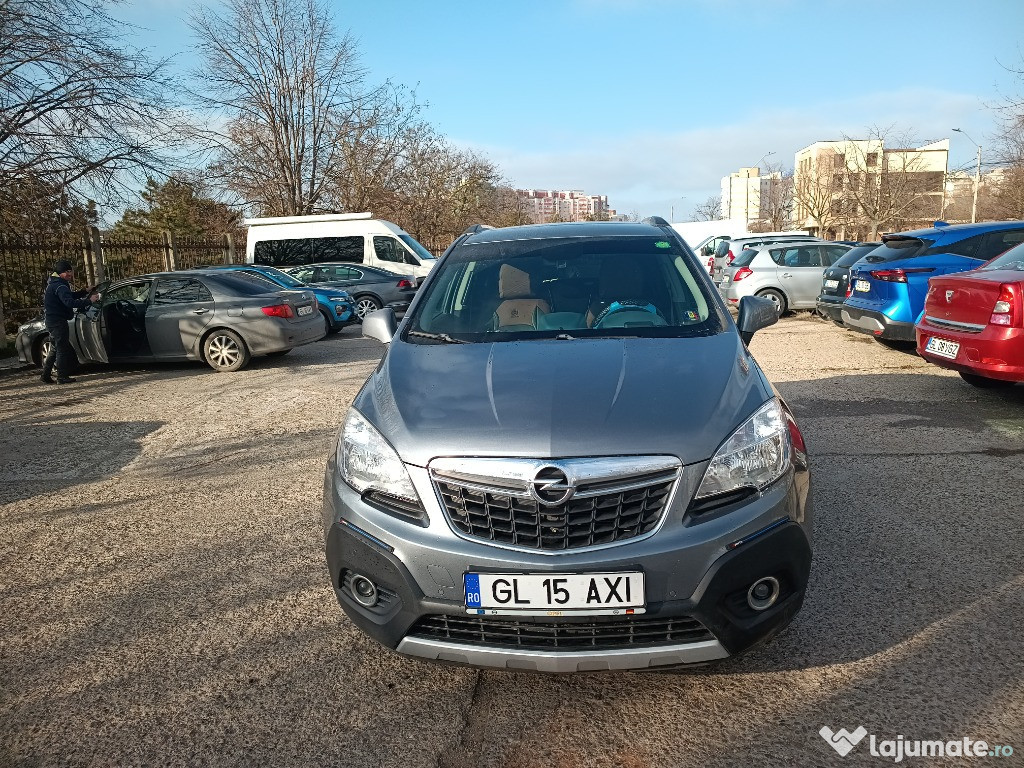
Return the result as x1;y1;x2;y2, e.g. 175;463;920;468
493;264;550;329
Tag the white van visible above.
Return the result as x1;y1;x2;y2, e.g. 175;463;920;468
244;212;438;280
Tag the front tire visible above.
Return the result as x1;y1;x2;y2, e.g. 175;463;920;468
757;288;787;316
34;334;53;367
353;295;382;320
203;329;251;372
320;309;342;334
959;371;1015;389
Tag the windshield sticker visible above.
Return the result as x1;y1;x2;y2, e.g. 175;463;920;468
655;241;670;249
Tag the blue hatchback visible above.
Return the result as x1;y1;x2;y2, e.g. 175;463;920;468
199;264;356;332
842;221;1024;341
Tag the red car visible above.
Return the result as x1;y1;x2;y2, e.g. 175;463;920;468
916;242;1024;388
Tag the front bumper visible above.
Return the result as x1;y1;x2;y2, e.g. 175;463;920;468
322;458;812;673
841;305;915;341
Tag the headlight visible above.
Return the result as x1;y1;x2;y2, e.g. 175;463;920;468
337;409;419;503
695;398;791;499
328;296;350;302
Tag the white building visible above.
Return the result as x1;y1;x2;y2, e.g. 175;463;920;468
793;138;949;238
720;167;783;224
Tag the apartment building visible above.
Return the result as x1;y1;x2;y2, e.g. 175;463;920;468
516;189;613;223
720;167;783;224
792;138;949;239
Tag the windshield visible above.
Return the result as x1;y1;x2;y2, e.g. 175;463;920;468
254;266;306;288
406;235;724;342
863;237;931;263
732;249;760;268
399;234;436;260
833;245;880;268
980;241;1024;271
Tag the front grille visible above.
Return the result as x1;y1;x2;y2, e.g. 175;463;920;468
435;473;674;551
409;614;714;650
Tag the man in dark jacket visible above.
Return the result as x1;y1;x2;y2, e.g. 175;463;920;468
41;260;97;384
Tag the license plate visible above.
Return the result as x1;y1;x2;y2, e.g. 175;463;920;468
854;279;871;292
465;572;645;616
925;336;960;360
824;279;839;289
297;305;313;316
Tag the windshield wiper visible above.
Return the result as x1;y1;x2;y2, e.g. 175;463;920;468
406;330;470;344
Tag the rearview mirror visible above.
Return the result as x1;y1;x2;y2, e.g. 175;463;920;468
362;308;397;344
736;295;778;344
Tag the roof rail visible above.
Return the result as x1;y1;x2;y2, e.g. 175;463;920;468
642;216;671;228
243;212;373;226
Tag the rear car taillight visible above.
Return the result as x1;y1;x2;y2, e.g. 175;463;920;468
733;266;753;281
261;304;294;318
845;280;853;298
990;283;1021;327
707;256;714;274
869;267;934;283
726;249;735;265
396;279;414;289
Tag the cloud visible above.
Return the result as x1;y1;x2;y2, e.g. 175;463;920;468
456;87;993;219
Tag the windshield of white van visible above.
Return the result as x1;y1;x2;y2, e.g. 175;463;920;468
406;236;724;342
399;234;436;260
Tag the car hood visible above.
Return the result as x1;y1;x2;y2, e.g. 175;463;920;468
353;333;772;467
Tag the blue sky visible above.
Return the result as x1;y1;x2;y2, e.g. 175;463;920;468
114;0;1024;220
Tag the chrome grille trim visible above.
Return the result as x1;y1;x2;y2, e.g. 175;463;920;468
925;315;986;333
429;456;681;552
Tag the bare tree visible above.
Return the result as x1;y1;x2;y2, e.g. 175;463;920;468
191;0;369;215
1;0;181;206
987;55;1024;219
794;146;848;238
690;196;722;221
839;128;943;239
757;163;794;231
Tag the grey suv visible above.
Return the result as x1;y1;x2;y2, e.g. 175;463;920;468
322;219;813;672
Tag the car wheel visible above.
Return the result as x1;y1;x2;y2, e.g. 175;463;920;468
320;309;342;334
354;295;382;320
203;329;251;372
34;334;53;367
756;288;787;316
959;371;1015;389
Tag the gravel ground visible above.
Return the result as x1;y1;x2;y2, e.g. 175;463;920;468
2;317;1023;767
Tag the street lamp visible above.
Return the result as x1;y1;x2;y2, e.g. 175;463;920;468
952;128;982;224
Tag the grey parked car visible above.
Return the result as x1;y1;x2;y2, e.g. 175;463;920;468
322;218;813;672
719;242;853;315
282;263;418;319
712;233;822;284
15;271;324;372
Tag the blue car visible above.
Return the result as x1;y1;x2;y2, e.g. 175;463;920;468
841;221;1024;342
198;264;356;332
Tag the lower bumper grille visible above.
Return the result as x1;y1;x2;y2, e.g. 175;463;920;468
409;614;714;650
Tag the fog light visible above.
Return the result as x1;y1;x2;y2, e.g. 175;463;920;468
351;574;379;607
747;576;780;611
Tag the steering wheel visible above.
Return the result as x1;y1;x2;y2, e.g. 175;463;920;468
116;299;139;319
593;300;666;328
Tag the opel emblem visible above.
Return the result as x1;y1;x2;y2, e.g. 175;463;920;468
945;290;954;303
530;466;575;507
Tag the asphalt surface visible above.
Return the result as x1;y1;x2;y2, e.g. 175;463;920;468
2;316;1023;767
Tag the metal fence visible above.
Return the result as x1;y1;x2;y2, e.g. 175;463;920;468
0;229;236;332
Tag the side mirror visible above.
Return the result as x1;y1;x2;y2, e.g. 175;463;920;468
362;307;397;344
736;295;778;344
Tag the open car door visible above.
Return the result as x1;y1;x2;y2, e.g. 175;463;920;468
71;304;109;363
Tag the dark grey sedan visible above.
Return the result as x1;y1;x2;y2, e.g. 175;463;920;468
282;263;418;320
15;270;324;372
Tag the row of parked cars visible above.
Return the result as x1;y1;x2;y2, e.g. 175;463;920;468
698;221;1024;388
15;262;419;373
